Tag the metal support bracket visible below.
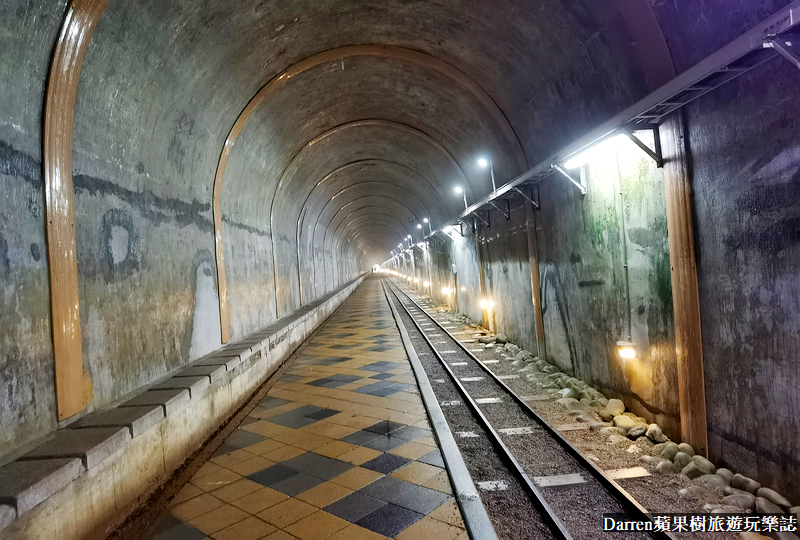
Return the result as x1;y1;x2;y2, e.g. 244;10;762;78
551;163;587;195
513;187;539;209
488;200;510;220
471;211;489;227
618;126;664;167
765;34;800;71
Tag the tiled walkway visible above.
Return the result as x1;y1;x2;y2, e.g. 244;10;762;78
144;277;468;540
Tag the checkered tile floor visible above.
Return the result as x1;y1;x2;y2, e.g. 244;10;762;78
144;277;467;540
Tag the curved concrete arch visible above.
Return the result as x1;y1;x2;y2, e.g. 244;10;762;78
328;208;418;263
213;44;528;340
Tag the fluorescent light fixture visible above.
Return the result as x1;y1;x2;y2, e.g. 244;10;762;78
616;341;638;359
416;224;422;229
478;158;488;168
454;186;463;194
564;134;626;170
423;218;429;223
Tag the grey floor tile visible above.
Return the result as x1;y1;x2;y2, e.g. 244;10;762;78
270;472;326;496
363;434;408;452
391;485;450;515
341;430;383;446
361;453;410;474
145;511;206;540
324;492;386;523
417;449;445;468
365;421;406;435
355;503;423;537
392;426;431;441
358;476;416;503
247;464;300;487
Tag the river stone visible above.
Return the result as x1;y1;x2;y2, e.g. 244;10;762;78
511;359;528;368
655;461;678;475
575;413;596;423
627;425;647;440
757;487;791;509
608;435;629;445
559;388;580;399
704;504;744;514
634;416;647;425
694;474;728;489
716;468;734;483
681;462;704;479
661;442;680;461
639;455;661;465
678;484;717;504
691;455;716;475
651;442;669;455
623;412;637;419
722;492;755;511
596;396;609;406
674;452;692;470
485;343;495;349
613;415;635;430
598;410;614;422
646;424;668;443
732;473;761;494
677;443;695;456
590;422;609;432
599;427;626;437
477;335;495;344
792;506;800;516
756;497;784;514
495;333;507;344
606;399;625;416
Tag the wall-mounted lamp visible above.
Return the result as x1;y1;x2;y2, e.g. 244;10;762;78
454;185;468;210
414;278;419;283
423;281;430;287
442;287;450;295
479;299;495;309
616;341;638;359
478;156;496;192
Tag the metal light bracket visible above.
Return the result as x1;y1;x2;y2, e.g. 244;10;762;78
618;126;663;167
513;187;539;209
551;163;587;195
765;34;800;71
489;200;510;220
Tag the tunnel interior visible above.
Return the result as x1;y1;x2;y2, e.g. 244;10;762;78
1;0;799;530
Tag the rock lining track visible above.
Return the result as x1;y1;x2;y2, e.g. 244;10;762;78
382;276;673;540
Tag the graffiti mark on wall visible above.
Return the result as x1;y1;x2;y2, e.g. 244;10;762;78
101;208;138;280
540;262;577;372
188;250;222;359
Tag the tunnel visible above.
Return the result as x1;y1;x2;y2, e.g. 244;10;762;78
1;1;799;538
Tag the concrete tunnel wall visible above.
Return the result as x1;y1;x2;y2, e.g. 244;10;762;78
0;0;798;505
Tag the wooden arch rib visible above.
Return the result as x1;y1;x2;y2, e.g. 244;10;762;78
44;0;107;419
213;46;526;341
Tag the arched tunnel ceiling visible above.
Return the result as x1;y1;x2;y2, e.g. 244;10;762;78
71;0;669;263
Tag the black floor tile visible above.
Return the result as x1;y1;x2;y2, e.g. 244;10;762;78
369;372;395;380
324;492;386;523
146;511;206;540
361;453;410;474
258;396;292;409
355;503;423;537
363;434;408;452
270;472;326;496
341;430;383;446
392;426;431;441
417;449;445;468
225;429;267;449
365;420;406;435
391;485;450;515
305;408;340;420
358;476;416;502
247;464;300;487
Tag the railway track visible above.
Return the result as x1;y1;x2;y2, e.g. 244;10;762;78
381;276;672;540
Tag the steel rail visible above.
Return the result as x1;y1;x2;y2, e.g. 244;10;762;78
386;277;675;540
382;277;571;540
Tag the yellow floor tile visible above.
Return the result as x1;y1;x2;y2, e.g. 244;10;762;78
188;503;249;535
242;420;293;438
261;529;300;540
169;493;225;521
227;455;276;476
211;478;264;503
211;515;277;540
427;498;465;528
191;468;242;492
336;446;382;466
389;441;434;460
328;467;383;490
326;523;387;540
415;435;437;448
263;444;306;462
245;439;288;456
230;487;289;515
316;423;359;440
256;498;317;529
422;471;454;494
283;510;349;540
390;461;442;485
313;440;358;458
168;482;203;507
295;481;352;508
393;516;463;540
210;448;258;468
193;461;223;479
